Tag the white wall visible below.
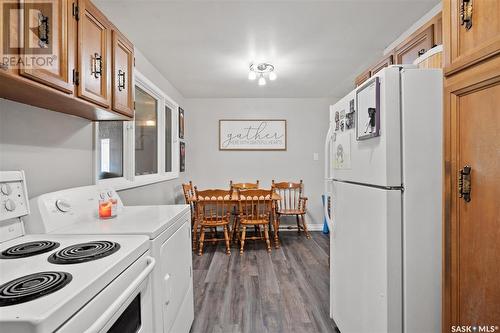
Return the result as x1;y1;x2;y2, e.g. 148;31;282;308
186;98;334;228
0;49;188;205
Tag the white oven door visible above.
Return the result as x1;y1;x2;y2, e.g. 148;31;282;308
59;253;155;333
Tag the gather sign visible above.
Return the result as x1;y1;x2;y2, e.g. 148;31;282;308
219;119;287;151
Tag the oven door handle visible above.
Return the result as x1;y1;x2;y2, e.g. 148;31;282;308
85;256;156;333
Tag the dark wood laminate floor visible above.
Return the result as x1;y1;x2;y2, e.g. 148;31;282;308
191;231;337;333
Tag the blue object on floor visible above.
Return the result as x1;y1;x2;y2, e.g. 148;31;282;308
322;194;329;234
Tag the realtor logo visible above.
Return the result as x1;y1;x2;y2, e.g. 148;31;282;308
2;1;56;69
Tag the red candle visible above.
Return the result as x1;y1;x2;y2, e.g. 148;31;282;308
99;200;112;219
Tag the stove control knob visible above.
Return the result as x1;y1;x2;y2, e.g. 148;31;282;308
5;199;16;212
55;199;71;213
1;183;12;196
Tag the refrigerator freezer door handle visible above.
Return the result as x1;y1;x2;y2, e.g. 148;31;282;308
324;125;333;180
324;125;334;228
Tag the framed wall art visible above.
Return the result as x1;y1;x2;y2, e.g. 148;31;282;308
179;141;185;172
219;119;287;151
179;107;185;139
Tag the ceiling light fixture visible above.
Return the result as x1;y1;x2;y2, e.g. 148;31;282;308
258;74;266;86
249;63;276;86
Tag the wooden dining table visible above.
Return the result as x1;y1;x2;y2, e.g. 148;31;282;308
187;192;282;249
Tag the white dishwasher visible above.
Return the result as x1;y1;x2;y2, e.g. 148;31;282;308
24;185;194;333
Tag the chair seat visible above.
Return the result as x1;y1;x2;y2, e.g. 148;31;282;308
199;218;231;226
277;209;305;215
240;218;269;225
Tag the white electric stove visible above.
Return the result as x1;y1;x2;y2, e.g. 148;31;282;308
0;171;155;333
24;185;194;333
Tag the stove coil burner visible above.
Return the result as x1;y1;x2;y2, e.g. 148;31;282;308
0;271;72;307
0;241;60;259
48;241;120;264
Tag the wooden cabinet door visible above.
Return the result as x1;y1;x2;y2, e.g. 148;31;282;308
355;69;370;87
443;56;500;330
112;30;134;117
0;1;18;75
77;0;111;108
394;25;434;64
444;0;500;74
19;0;75;93
370;54;393;76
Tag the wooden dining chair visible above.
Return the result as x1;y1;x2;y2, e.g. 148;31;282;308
272;180;310;239
182;181;198;249
194;188;233;256
230;180;260;191
236;189;273;254
229;180;260;240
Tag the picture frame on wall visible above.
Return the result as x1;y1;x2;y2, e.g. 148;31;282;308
179;107;185;139
179;141;185;172
219;119;287;151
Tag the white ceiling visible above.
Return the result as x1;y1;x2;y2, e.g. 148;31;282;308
95;0;439;98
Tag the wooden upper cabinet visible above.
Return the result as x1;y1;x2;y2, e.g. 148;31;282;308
355;69;370;87
18;0;75;93
444;0;500;75
0;1;17;75
394;25;434;65
370;54;393;76
111;30;134;117
77;0;111;108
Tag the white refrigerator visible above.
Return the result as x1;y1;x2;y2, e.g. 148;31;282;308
324;66;442;333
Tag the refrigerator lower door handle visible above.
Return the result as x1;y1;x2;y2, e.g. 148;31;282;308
323;191;333;230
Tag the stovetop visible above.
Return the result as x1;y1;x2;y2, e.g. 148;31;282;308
0;240;60;259
47;240;120;264
0;234;149;327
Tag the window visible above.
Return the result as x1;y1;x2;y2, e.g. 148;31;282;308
96;122;124;180
94;70;179;190
134;87;158;176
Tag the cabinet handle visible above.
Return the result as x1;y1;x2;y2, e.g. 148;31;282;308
37;13;50;47
460;0;473;30
417;49;426;57
91;53;103;79
458;165;472;202
118;69;126;91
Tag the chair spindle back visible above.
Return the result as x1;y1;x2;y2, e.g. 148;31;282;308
230;180;260;192
237;189;273;222
272;180;303;212
195;188;232;224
